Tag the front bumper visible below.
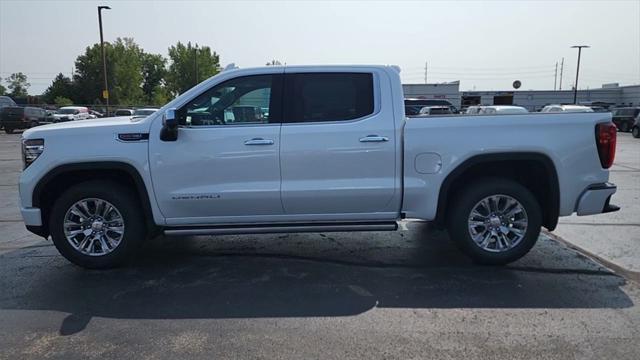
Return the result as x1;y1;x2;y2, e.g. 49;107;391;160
21;207;49;238
21;207;42;226
576;183;619;216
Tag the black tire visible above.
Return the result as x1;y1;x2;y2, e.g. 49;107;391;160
632;126;640;138
619;122;629;133
30;121;39;128
4;127;13;134
447;177;542;265
49;180;146;269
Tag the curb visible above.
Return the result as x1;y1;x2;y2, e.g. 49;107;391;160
544;230;640;284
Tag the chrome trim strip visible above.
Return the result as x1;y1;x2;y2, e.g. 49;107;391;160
164;222;397;236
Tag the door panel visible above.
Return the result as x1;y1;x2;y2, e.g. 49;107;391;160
148;73;284;221
150;125;282;219
280;71;398;215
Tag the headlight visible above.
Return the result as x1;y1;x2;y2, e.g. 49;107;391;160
22;138;44;169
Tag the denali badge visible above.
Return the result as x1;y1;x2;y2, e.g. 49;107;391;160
171;194;221;200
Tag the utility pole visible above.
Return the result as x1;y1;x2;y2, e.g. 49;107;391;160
98;6;111;116
424;61;428;84
571;45;590;104
554;61;558;90
194;44;199;86
559;57;564;91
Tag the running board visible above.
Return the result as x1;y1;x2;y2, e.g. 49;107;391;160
163;221;398;236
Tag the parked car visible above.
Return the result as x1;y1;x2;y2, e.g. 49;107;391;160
588;106;609;113
0;106;47;133
405;98;458;115
418;106;452;116
0;96;17;110
0;96;17;130
611;107;640;132
464;105;483;115
478;106;529;115
88;110;104;119
114;109;135;116
52;106;91;122
540;104;594;113
632;114;640;138
133;108;159;117
19;65;619;269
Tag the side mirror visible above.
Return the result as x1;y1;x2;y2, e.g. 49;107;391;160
160;108;178;141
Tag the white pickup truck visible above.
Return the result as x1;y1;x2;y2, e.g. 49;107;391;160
19;65;619;269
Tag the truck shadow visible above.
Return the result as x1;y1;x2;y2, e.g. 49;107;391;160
0;223;633;336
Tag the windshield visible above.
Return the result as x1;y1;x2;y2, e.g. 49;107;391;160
57;108;77;114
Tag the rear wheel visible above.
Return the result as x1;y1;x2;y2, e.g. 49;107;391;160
447;178;542;265
619;122;630;132
632;126;640;138
30;120;39;128
49;180;146;269
4;127;13;134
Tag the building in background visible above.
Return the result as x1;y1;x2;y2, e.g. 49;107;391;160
402;81;461;107
403;82;640;111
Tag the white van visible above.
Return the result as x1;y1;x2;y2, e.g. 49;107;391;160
52;106;91;122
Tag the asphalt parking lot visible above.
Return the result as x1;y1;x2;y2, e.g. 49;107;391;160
1;131;640;359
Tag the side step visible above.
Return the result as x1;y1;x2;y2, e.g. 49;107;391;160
163;221;398;236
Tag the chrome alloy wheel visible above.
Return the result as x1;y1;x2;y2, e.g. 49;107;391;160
467;194;528;253
63;198;125;256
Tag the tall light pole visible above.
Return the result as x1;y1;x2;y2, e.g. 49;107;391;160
98;6;111;115
571;45;589;104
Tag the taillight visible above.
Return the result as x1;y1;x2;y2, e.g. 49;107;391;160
595;123;616;168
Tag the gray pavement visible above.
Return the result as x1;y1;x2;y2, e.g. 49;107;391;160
1;130;640;359
554;132;640;275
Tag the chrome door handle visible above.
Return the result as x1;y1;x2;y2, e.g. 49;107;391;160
359;135;389;143
244;138;274;145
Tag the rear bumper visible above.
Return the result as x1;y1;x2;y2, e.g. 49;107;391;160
1;120;29;129
576;183;619;216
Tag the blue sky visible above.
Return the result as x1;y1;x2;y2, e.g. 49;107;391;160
1;0;639;94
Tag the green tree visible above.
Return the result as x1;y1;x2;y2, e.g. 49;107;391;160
166;41;220;95
0;77;6;96
110;38;144;105
54;96;73;106
42;73;74;104
6;72;30;97
141;53;168;105
266;60;282;66
74;37;145;106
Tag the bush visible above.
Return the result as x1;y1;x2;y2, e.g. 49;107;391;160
54;96;73;106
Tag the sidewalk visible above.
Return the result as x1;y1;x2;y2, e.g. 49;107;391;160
551;132;640;279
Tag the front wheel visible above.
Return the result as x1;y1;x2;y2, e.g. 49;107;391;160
447;178;542;265
4;127;13;134
632;126;640;138
49;180;146;269
619;122;630;132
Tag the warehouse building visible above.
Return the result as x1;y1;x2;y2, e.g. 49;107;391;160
402;83;640;111
402;82;461;108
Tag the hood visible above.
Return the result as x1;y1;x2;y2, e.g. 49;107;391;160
23;116;149;139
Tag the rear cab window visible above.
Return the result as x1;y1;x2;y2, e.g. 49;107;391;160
284;72;374;123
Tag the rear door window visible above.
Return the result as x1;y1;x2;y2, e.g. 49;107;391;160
285;72;374;122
